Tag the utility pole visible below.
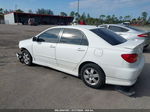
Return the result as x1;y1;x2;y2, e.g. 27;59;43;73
15;4;18;24
77;0;80;23
77;0;79;16
15;4;18;11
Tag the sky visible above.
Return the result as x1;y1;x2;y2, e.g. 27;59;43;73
0;0;150;18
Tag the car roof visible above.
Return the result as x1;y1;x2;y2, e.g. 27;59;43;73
99;24;145;32
100;24;125;27
99;24;131;29
52;25;98;30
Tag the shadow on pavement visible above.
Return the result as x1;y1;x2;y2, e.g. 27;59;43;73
26;61;150;97
132;63;150;97
143;46;150;53
103;63;150;97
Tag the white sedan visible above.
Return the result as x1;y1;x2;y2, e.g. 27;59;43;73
17;25;145;89
99;24;150;48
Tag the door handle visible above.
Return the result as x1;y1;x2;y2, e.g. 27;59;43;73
50;45;56;48
77;48;85;52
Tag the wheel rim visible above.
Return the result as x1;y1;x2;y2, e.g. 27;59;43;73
83;68;100;86
23;52;30;65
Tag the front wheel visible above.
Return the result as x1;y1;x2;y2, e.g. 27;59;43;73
22;50;32;66
80;63;105;89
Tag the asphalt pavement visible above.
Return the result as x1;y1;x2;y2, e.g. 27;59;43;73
0;24;150;109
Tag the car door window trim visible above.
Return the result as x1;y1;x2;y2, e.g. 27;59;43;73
37;28;62;43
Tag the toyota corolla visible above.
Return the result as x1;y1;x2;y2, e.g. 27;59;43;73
16;25;145;89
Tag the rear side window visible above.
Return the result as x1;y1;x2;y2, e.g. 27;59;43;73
60;29;88;45
91;28;127;45
125;25;144;32
100;25;107;28
109;26;129;32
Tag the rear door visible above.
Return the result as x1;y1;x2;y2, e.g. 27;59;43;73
56;28;88;70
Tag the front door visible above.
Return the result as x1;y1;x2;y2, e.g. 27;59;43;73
33;28;61;66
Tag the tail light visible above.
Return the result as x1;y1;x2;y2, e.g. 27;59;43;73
138;34;148;37
121;54;138;63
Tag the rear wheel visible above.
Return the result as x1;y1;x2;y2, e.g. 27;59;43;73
22;50;32;66
80;63;105;89
144;45;149;49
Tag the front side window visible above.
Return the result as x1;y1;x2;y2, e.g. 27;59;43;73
109;26;128;32
60;29;88;45
38;28;61;43
91;28;127;45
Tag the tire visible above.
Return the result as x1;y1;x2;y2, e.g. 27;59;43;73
22;50;32;66
144;45;149;49
80;63;105;89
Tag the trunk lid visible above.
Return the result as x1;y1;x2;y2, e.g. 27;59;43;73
116;40;144;63
116;39;144;50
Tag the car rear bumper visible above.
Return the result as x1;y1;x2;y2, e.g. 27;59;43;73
105;56;145;86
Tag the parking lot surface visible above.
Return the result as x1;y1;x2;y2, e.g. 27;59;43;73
0;24;150;109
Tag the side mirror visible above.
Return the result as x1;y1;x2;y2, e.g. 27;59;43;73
32;37;37;41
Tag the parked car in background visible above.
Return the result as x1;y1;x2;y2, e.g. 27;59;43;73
16;25;145;89
99;24;150;48
28;18;36;26
122;22;130;25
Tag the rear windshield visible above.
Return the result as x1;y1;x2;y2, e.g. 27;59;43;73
91;28;127;45
125;25;144;32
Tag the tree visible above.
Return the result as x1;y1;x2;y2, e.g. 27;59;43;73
148;17;150;24
74;12;80;22
60;12;67;16
16;9;24;13
80;12;86;21
3;9;9;14
75;12;80;18
3;9;13;14
131;18;137;24
119;16;123;22
47;9;53;15
99;15;106;24
69;11;75;17
87;13;90;18
99;15;105;20
105;15;111;23
0;8;3;14
142;11;148;21
28;9;33;13
110;14;119;23
36;9;53;15
124;15;131;21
